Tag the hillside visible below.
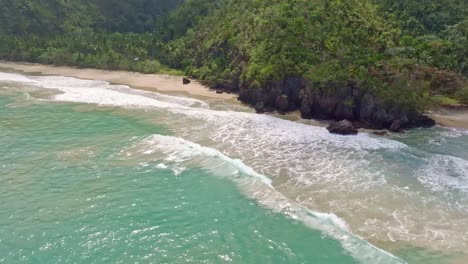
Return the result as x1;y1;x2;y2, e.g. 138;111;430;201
159;0;467;130
0;0;183;35
0;0;466;130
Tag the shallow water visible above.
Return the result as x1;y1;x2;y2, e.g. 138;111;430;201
1;71;467;263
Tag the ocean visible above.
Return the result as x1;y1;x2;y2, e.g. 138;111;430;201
0;71;467;263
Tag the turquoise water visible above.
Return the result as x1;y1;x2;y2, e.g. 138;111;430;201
0;93;357;263
1;71;467;263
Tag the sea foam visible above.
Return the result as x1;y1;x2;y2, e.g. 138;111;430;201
122;134;406;264
4;71;468;259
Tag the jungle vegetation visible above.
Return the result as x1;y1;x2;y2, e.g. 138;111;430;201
0;0;466;107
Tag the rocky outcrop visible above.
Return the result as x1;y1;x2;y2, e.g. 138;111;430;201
237;77;435;131
327;120;358;135
255;101;265;113
389;120;402;132
414;115;436;128
275;95;289;113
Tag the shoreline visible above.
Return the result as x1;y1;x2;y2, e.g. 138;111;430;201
1;61;467;130
0;61;236;101
427;108;468;129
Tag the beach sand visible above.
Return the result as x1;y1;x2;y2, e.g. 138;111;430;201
1;61;467;130
0;61;235;100
428;108;468;129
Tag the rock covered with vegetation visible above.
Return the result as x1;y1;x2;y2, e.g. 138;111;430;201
0;0;466;130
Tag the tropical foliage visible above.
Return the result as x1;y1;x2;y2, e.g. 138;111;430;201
0;0;466;105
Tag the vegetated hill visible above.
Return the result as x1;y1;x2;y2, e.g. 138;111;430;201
377;0;466;36
158;0;466;129
0;0;184;73
0;0;99;35
0;0;183;35
0;0;466;130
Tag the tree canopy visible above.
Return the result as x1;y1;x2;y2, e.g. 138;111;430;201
0;0;466;108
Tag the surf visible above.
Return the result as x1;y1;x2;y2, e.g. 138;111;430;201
2;70;468;262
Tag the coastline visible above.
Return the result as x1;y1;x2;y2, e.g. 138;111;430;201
1;60;467;131
427;108;468;129
0;61;236;100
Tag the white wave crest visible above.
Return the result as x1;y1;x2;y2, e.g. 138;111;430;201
122;134;405;264
1;73;209;109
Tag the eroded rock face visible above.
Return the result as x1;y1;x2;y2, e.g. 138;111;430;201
389;119;402;132
327;120;358;135
255;101;265;114
237;77;435;130
359;94;376;123
275;95;289;113
417;115;436;128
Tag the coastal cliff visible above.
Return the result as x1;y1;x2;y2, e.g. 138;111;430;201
233;76;436;131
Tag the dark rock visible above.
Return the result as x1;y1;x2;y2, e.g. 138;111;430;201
400;113;409;126
283;77;305;103
239;85;262;104
351;121;363;129
300;97;312;118
183;78;191;85
372;108;388;129
315;95;340;117
216;90;223;94
389;120;402;132
335;97;355;120
327;120;358;135
275;95;289;113
359;94;376;122
373;130;388;136
264;106;275;113
255;102;265;114
387;108;401;122
418;115;436;128
232;76;436;132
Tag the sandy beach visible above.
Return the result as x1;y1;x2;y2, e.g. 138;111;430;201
0;61;235;100
428;108;468;129
1;61;467;130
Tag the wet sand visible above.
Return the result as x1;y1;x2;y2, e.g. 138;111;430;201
428;108;468;129
1;61;467;130
0;61;235;100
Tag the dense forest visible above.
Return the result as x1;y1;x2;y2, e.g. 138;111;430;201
0;0;466;130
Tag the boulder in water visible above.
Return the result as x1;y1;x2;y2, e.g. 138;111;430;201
327;120;358;135
183;78;191;85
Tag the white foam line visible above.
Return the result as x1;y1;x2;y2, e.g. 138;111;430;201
109;85;210;108
1;71;411;262
1;71;407;151
0;72;40;84
128;134;406;264
441;126;468;137
138;134;273;187
1;72;209;109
